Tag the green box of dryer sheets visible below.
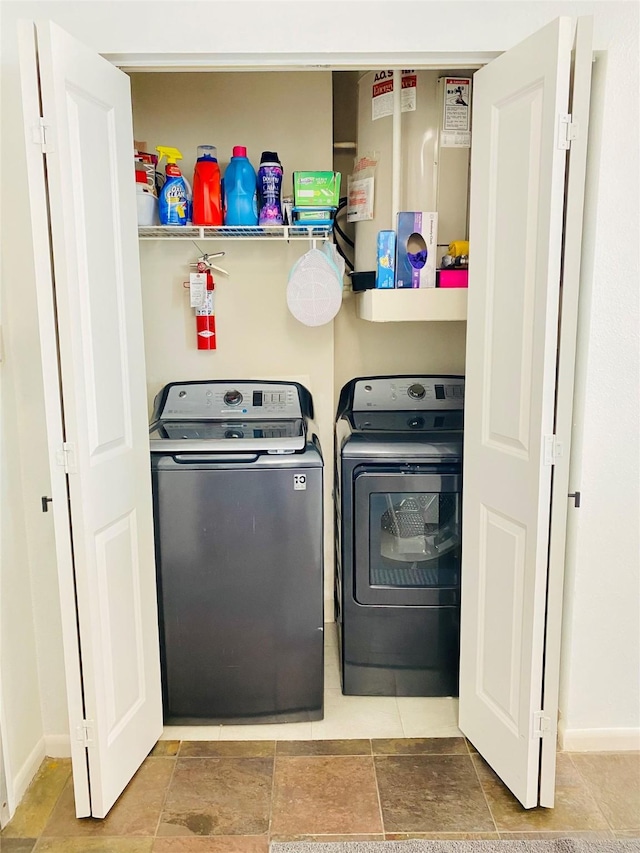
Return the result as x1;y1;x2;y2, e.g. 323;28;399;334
293;171;341;207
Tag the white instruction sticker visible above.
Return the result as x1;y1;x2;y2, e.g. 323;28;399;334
347;176;375;222
293;474;307;491
195;289;215;317
189;272;207;308
441;130;472;148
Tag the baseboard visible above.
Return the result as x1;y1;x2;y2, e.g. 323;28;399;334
559;721;640;751
44;734;71;758
10;737;46;816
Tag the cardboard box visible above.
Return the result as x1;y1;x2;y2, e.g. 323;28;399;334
438;268;468;288
376;230;396;289
395;212;438;288
293;172;341;207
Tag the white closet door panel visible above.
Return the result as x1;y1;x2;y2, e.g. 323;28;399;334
539;16;594;807
35;20;162;818
17;20;91;817
459;16;573;809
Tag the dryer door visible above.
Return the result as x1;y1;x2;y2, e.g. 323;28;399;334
354;468;461;606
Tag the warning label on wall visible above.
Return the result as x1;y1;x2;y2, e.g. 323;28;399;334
443;77;471;132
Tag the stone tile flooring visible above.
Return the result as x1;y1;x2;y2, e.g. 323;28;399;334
2;740;638;851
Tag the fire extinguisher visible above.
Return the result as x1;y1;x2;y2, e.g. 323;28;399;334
195;261;216;350
188;252;228;350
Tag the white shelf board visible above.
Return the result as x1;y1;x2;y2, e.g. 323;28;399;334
356;287;468;322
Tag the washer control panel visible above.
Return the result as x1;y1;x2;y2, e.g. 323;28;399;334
351;377;464;411
158;382;303;420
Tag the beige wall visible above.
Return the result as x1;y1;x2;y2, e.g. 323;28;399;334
335;301;466;397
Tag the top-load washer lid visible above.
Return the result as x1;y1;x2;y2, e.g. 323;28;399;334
149;380;312;454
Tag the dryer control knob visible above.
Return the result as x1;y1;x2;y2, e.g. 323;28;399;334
408;383;426;400
224;389;243;406
225;428;244;439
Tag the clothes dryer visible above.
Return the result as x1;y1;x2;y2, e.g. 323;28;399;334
335;375;464;696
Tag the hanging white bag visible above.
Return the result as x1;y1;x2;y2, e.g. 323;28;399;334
286;246;343;327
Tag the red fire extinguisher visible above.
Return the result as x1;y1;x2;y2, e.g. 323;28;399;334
195;261;216;350
188;252;227;350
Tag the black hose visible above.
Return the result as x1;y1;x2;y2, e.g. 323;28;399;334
332;198;354;271
334;198;355;248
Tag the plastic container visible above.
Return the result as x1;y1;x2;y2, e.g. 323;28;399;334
349;271;376;292
223;146;258;226
257;151;283;226
136;186;158;226
192;145;223;226
135;157;158;225
156;146;190;226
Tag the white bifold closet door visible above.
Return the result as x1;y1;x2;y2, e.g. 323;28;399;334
19;20;162;818
458;16;591;809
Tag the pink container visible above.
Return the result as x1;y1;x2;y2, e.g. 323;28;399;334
438;268;468;288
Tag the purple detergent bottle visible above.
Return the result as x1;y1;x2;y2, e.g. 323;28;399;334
257;151;283;226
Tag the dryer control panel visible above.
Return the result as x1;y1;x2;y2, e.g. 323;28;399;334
351;376;464;411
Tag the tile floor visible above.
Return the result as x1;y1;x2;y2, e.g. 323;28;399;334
2;625;638;851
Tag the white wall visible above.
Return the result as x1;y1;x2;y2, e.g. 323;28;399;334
0;17;70;816
0;0;637;814
559;31;640;748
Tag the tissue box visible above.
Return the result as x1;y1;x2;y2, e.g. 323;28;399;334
395;212;438;288
293;172;341;207
376;230;396;289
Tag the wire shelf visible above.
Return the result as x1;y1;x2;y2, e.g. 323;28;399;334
138;225;333;241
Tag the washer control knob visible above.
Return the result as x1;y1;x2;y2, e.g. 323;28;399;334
224;389;243;406
408;383;426;400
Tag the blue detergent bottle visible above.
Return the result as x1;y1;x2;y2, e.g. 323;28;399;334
223;146;258;226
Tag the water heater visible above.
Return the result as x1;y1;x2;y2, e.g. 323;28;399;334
354;70;471;273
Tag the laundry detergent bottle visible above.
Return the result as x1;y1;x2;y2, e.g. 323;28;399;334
257;151;284;226
223;146;258;226
156;146;190;226
192;145;223;226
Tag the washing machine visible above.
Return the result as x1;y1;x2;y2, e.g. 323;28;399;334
335;375;464;697
150;380;324;724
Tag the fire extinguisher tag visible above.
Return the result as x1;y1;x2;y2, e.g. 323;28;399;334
195;290;215;316
190;273;207;308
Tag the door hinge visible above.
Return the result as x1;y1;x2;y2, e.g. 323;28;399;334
532;710;552;738
76;719;94;747
32;117;54;153
543;435;563;466
56;442;77;474
558;113;578;150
